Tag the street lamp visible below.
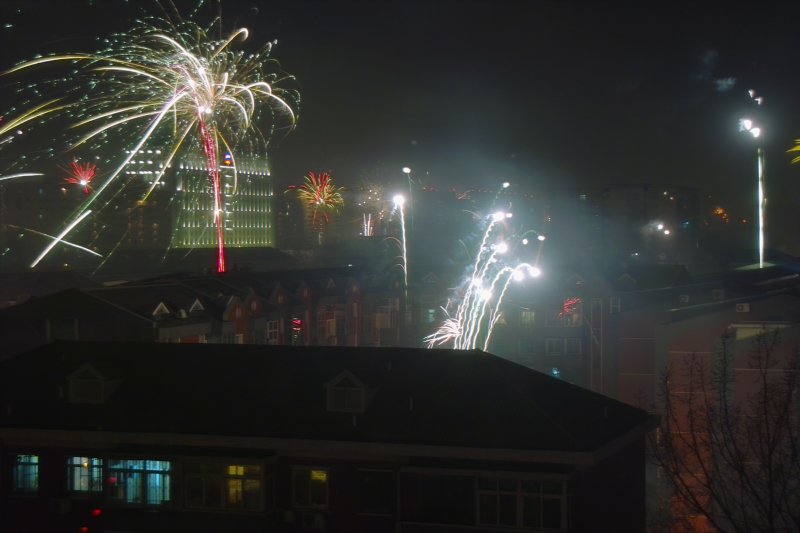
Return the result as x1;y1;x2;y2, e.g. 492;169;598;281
739;103;766;268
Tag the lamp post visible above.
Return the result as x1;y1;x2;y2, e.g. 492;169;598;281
739;114;765;269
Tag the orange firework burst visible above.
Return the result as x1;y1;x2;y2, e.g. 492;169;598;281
287;171;344;226
62;159;97;195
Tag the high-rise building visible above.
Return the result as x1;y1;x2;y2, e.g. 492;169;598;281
172;154;274;249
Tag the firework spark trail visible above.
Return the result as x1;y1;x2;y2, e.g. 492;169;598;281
30;210;93;268
0;173;44;182
198;119;226;273
362;213;373;237
425;211;544;351
450;213;506;348
482;263;537;351
8;224;102;258
3;12;299;272
392;195;409;296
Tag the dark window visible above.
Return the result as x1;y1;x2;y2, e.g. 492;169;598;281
400;474;473;525
292;468;328;509
13;455;38;493
327;387;365;413
479;478;565;529
359;470;394;514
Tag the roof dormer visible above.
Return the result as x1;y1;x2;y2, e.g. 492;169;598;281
152;301;171;318
189;298;205;313
67;363;105;404
325;370;367;413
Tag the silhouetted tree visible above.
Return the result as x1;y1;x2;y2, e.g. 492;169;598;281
651;330;800;532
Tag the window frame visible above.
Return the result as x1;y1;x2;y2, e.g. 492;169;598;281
476;477;566;530
266;320;280;345
358;468;395;516
184;462;264;512
291;467;329;510
564;338;582;355
66;456;104;495
520;310;535;325
106;458;172;506
12;454;39;494
545;338;563;356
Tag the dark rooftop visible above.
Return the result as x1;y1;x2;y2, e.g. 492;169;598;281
0;341;652;456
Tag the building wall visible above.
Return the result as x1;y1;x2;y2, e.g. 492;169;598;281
0;440;648;533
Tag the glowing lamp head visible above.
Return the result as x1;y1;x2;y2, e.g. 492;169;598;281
663;229;671;235
740;118;753;132
502;181;510;188
522;238;529;245
494;242;509;254
537;234;546;241
656;223;664;230
491;211;506;222
750;127;761;138
402;166;411;174
392;194;405;207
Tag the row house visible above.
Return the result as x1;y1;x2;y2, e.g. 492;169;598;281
0;341;657;533
0;268;411;359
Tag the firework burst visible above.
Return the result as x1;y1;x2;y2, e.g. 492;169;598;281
287;171;345;228
62;160;97;195
3;7;299;272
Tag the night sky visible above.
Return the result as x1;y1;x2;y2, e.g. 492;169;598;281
4;0;800;224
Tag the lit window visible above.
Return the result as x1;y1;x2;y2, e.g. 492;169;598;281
478;478;564;529
185;463;262;511
67;456;103;493
521;310;535;325
107;459;171;505
292;468;328;509
13;455;38;493
425;308;436;323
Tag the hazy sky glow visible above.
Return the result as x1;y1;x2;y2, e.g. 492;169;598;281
3;0;800;207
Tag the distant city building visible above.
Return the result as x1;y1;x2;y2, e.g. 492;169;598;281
173;154;274;249
121;149;275;250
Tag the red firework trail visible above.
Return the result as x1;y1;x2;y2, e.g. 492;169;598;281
198;119;226;274
63;160;97;195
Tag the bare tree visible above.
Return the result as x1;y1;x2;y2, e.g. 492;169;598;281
651;330;800;532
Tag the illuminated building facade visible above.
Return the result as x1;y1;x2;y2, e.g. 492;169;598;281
121;149;275;251
172;154;274;249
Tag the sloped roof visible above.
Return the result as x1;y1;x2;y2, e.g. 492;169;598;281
0;341;651;456
86;283;218;321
